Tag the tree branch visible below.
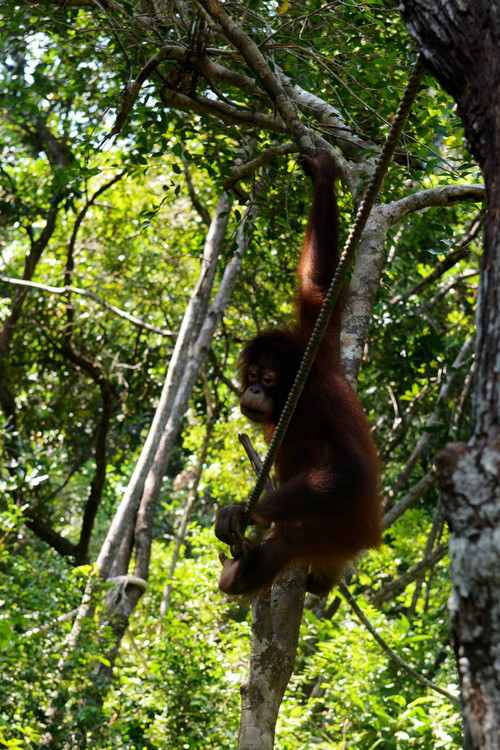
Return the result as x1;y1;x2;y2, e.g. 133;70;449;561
383;337;475;509
383;183;485;227
196;0;314;153
340;582;459;704
223;142;297;191
390;208;486;304
160;87;287;133
383;471;436;529
24;515;77;558
370;544;448;607
0;276;176;338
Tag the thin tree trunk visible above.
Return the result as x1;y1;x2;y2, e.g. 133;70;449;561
238;567;308;750
235;435;308;749
95;191;233;579
159;372;218;620
89;182;266;697
232;434;308;750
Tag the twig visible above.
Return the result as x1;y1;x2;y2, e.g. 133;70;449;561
238;433;275;495
390;208;486;304
383;337;474;509
182;145;211;225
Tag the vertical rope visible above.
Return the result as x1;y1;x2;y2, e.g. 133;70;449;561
238;54;426;535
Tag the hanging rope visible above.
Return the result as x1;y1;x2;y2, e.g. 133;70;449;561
237;53;426;538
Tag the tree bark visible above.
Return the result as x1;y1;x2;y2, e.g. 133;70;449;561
234;436;307;748
95;192;232;578
399;3;500;747
238;567;308;750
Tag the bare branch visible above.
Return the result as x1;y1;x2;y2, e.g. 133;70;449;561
0;201;62;357
182;147;211;225
159;371;218;621
238;433;275;495
160;87;287;132
383;183;485;227
223;142;297;191
24;515;77;558
68;171;128;260
108;47;185;138
0;276;176;338
340;582;459;704
391;208;486;304
408;500;445;616
383;337;475;509
415;268;479;314
278;72;370;160
383;471;437;529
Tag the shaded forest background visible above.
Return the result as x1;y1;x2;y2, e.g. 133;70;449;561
0;0;486;747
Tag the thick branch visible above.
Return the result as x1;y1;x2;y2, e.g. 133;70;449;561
24;515;77;558
109;45;262;137
382;183;485;227
96;190;233;579
159;372;218;620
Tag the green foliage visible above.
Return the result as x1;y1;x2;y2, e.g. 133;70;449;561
92;530;246;748
0;498;96;747
0;513;461;748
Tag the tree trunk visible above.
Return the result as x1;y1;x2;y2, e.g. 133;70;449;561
235;436;308;748
399;3;500;747
237;566;308;750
